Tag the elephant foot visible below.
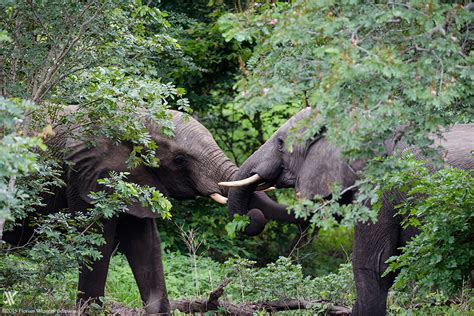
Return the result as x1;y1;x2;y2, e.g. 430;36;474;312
76;296;104;313
352;268;391;316
144;296;171;315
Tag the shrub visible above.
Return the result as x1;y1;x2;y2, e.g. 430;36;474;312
384;164;474;304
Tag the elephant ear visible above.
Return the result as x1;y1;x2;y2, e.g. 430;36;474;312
65;137;159;218
296;138;358;199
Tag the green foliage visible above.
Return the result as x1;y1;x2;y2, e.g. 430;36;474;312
224;257;306;301
156;198;307;265
0;98;45;219
387;286;473;315
225;214;250;238
59;67;190;168
0;29;11;42
0;0;180;102
105;252;223;308
2;1;472;314
156;199;256;260
164;252;223;299
160;1;303;165
298;226;353;276
1;0;112;101
220;1;472;140
1;1;188;309
222;256;355;306
1;212;104;308
108;253;348;309
2;250;471;314
383;163;474;298
0;0;187;224
310;263;355;307
1;0;190;167
10;158;64;222
218;0;473;225
216;2;473;312
290;187;377;230
89;171;172;220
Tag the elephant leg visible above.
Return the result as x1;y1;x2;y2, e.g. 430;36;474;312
352;214;399;316
117;215;170;315
77;217;119;306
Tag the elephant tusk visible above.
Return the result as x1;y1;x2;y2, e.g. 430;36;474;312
218;174;262;187
256;182;276;192
210;193;228;204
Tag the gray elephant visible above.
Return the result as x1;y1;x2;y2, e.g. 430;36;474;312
221;108;473;315
3;109;304;314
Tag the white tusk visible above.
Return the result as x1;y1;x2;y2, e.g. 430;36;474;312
218;174;262;187
210;193;228;204
262;186;276;192
255;182;276;192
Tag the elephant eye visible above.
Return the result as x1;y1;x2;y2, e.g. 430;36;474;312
173;154;187;165
277;136;285;150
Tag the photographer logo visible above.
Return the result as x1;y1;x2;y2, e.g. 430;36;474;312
3;290;17;306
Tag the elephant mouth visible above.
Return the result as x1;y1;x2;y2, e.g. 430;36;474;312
172;192;228;205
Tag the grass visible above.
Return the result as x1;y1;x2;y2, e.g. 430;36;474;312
1;224;472;314
96;251;224;308
2;251;472;314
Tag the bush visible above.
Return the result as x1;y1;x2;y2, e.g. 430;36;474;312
222;256;355;307
298;226;353;276
383;163;474;305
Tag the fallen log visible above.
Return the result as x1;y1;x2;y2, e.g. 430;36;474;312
249;299;351;314
169;279;351;315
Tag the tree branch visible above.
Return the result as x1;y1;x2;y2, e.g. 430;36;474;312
31;1;106;103
169;279;351;315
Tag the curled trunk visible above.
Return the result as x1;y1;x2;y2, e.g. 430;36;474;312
227;159;307;236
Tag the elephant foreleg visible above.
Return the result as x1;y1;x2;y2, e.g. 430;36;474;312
352;215;399;316
117;215;170;315
77;217;119;306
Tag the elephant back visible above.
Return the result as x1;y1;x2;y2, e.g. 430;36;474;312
384;123;474;172
433;124;474;171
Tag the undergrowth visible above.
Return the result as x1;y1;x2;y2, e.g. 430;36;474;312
2;251;472;315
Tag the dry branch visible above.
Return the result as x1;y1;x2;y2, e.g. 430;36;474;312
169;279;351;315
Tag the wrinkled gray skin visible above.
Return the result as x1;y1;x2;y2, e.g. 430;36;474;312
227;109;333;236
228;108;474;315
3;110;298;314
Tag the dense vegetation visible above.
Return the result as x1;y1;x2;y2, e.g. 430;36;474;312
1;0;472;314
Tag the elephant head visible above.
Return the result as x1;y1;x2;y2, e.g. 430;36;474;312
221;108;362;234
63;110;294;221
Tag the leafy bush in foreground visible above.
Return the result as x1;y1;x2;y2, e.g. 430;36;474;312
3;251;472;314
384;162;474;305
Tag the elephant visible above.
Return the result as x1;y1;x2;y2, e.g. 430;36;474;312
3;109;305;314
220;108;474;315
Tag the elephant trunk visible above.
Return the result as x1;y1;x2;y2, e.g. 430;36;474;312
227;158;265;235
227;149;307;236
205;147;239;198
216;159;239;196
